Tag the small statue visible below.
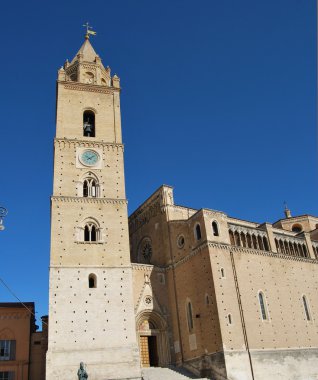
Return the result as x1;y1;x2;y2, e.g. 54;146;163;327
200;350;213;379
77;362;88;380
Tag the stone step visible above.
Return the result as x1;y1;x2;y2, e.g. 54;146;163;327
142;367;209;380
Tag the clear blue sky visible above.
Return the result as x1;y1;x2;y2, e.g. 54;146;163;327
0;0;316;323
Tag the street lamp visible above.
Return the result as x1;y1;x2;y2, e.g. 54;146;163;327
0;207;8;231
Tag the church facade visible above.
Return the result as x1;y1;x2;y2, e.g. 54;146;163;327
130;186;318;380
47;37;318;380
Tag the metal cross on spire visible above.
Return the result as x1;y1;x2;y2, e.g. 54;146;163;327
83;22;97;39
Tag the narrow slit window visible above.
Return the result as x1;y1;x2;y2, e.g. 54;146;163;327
187;301;194;331
228;314;232;325
302;296;311;321
258;292;267;320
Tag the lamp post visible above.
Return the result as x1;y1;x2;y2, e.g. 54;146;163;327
0;207;8;231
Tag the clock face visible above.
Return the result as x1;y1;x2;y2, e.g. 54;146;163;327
80;150;100;166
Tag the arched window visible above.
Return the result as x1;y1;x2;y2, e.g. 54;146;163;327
263;237;269;251
84;71;94;84
88;274;97;288
138;237;152;264
81;173;100;198
221;268;225;278
83;178;99;197
186;301;194;332
292;224;303;233
234;231;240;246
91;225;96;241
212;221;219;236
83;110;95;137
241;233;247;247
247;234;252;248
83;222;99;242
257;236;264;250
258;292;268;320
84;225;90;241
229;230;235;245
195;224;202;241
205;294;210;305
302;296;311;321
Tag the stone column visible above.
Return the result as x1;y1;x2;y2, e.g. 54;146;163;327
263;223;277;253
304;232;315;259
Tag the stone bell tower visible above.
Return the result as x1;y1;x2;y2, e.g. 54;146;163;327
46;33;141;380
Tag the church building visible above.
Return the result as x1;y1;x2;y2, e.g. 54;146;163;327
47;35;318;380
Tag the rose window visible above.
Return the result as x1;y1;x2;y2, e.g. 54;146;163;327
142;241;152;260
144;296;153;306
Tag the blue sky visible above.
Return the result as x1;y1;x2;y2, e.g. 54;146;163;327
0;0;316;323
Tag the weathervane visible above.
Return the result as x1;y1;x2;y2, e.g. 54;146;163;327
83;22;97;40
0;207;8;231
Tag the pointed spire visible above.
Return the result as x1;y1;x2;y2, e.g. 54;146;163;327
71;38;100;64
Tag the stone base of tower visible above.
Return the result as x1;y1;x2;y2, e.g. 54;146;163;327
46;345;141;380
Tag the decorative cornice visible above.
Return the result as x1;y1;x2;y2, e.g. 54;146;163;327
54;138;124;151
273;232;307;245
59;81;120;94
131;263;166;273
131;240;318;274
170;240;318;270
50;265;132;269
228;223;267;237
51;196;127;205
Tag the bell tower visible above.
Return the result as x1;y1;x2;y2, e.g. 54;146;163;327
46;34;141;380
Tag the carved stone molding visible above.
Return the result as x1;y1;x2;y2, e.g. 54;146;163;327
228;223;267;237
273;233;307;245
51;196;127;205
131;263;166;273
50;265;132;269
203;209;227;219
54;138;124;152
171;240;317;270
60;81;119;94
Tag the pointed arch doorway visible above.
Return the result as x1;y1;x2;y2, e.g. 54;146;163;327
136;311;170;367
